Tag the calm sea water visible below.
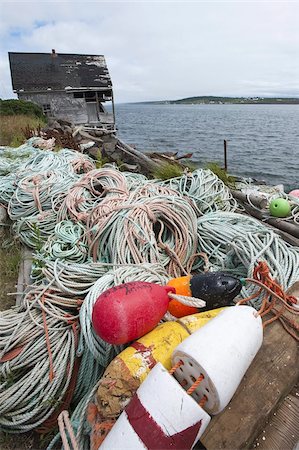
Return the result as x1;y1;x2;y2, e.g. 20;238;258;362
114;103;299;191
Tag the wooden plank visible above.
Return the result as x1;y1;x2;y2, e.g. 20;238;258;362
200;319;299;449
16;247;33;306
0;205;7;223
252;385;299;450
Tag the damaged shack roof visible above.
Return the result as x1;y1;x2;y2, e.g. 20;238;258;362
9;52;112;92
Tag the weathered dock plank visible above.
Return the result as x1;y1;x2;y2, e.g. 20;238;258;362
201;319;299;449
252;384;299;450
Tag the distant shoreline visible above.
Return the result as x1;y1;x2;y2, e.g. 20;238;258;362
134;96;299;105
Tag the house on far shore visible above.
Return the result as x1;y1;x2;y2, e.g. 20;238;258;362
8;50;115;129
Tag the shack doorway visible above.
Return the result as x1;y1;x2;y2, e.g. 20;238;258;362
86;102;99;123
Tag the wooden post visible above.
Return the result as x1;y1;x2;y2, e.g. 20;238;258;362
111;91;116;128
95;91;100;122
224;139;228;171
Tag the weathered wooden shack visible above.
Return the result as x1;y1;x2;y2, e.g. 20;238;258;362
8;50;115;128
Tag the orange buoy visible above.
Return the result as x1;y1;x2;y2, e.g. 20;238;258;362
167;275;198;317
167;272;243;318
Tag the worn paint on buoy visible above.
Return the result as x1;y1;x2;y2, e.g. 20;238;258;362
99;363;211;450
289;189;299;198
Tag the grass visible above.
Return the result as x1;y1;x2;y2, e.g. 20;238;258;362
0;115;46;147
206;162;236;188
152;161;184;180
0;99;45;118
95;149;110;168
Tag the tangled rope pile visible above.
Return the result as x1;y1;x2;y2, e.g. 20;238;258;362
86;188;198;276
33;259;109;295
42;220;89;264
161;168;238;214
0;141;40;175
0;306;79;433
0;138;298;442
196;211;299;308
238;261;299;340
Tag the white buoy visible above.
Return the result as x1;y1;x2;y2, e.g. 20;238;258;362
172;305;263;415
99;362;211;449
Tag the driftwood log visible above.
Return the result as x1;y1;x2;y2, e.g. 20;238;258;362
115;138;160;173
231;190;268;209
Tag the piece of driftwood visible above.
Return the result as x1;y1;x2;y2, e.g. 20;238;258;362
116;138;159;172
200;319;299;449
16;247;33;306
239;208;299;247
79;129;103;144
231;190;268;209
72;125;83;138
149;152;193;168
149;151;193;161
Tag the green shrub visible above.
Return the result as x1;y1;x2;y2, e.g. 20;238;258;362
0;99;45;119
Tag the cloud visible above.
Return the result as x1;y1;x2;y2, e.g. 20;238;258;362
1;1;299;102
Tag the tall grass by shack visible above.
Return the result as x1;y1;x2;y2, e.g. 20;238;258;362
0;99;46;147
0;115;46;147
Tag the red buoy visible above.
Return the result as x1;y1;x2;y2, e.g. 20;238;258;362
92;281;175;344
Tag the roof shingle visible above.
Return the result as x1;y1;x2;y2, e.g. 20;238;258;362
9;52;112;92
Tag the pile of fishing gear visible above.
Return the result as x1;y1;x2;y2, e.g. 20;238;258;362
0;138;298;449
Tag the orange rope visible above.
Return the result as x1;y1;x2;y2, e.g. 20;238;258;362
169;360;184;375
186;252;210;273
187;374;204;395
199;395;208;408
238;261;299;340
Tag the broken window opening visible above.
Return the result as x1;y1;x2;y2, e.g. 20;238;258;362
42;104;51;115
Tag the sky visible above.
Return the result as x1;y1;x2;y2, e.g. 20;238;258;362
0;1;299;103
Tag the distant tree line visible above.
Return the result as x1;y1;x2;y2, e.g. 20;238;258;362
168;96;299;105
